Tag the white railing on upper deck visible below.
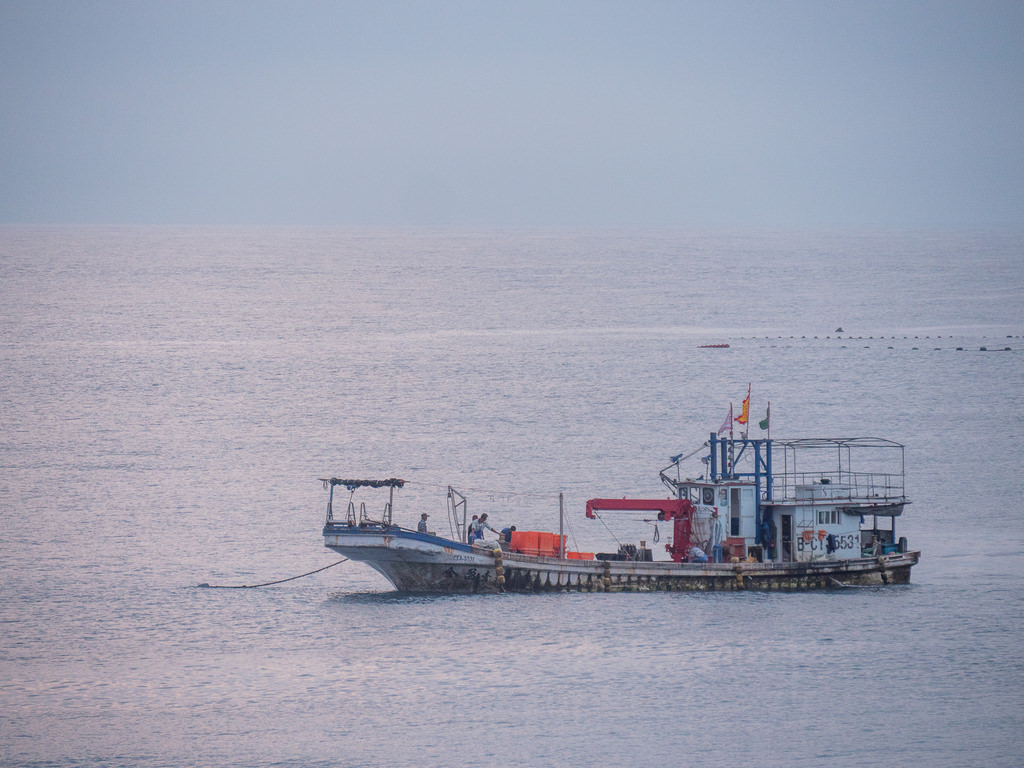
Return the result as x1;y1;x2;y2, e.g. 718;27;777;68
771;470;905;503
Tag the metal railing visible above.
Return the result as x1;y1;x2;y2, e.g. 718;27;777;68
771;470;905;503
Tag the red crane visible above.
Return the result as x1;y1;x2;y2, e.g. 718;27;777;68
585;497;694;563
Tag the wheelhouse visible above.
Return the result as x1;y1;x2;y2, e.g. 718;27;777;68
660;434;909;563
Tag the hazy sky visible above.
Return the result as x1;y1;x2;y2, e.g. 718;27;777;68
2;0;1022;228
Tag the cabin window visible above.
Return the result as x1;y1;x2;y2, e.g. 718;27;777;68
817;510;840;525
702;487;715;505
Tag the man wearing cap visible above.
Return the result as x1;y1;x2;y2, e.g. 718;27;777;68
417;513;429;534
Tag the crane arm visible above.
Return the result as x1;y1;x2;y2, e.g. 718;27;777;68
584;497;695;563
585;497;692;519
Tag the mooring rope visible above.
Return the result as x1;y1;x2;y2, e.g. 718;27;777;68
197;558;348;589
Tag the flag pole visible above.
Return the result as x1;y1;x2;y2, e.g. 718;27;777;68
757;400;771;440
728;402;734;476
745;384;751;441
745;383;751;440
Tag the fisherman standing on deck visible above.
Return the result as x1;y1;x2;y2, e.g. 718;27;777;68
467;515;479;543
709;510;725;563
471;513;498;545
417;513;429;534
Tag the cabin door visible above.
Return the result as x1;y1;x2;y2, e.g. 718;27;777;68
781;514;793;562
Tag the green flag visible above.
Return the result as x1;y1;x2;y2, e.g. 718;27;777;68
758;406;770;430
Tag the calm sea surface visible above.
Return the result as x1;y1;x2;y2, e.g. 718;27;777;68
2;227;1022;767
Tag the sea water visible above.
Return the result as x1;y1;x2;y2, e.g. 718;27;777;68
1;227;1022;767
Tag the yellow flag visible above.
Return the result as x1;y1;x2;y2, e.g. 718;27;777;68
734;385;750;425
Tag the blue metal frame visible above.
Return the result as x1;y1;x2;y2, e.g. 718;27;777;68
709;432;774;546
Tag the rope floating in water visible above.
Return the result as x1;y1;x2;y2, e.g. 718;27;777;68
198;558;348;589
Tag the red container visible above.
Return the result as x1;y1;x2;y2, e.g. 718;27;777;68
724;537;746;559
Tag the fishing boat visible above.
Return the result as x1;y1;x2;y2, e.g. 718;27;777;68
321;432;919;593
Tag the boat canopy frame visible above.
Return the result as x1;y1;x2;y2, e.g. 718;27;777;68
770;437;906;504
321;478;405;527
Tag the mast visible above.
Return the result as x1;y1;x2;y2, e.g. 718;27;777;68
558;492;565;558
728;402;734;477
745;386;751;441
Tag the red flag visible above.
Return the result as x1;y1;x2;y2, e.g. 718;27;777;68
734;384;751;425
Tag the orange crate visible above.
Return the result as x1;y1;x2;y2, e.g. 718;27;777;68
509;531;569;556
546;533;566;555
510;530;540;554
566;551;595;560
536;532;553;554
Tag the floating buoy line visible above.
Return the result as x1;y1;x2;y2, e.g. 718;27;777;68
696;334;1019;351
198;558;348;589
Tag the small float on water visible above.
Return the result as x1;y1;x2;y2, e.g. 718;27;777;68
322;430;919;593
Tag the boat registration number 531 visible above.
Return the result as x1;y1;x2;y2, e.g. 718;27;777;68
796;532;858;553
